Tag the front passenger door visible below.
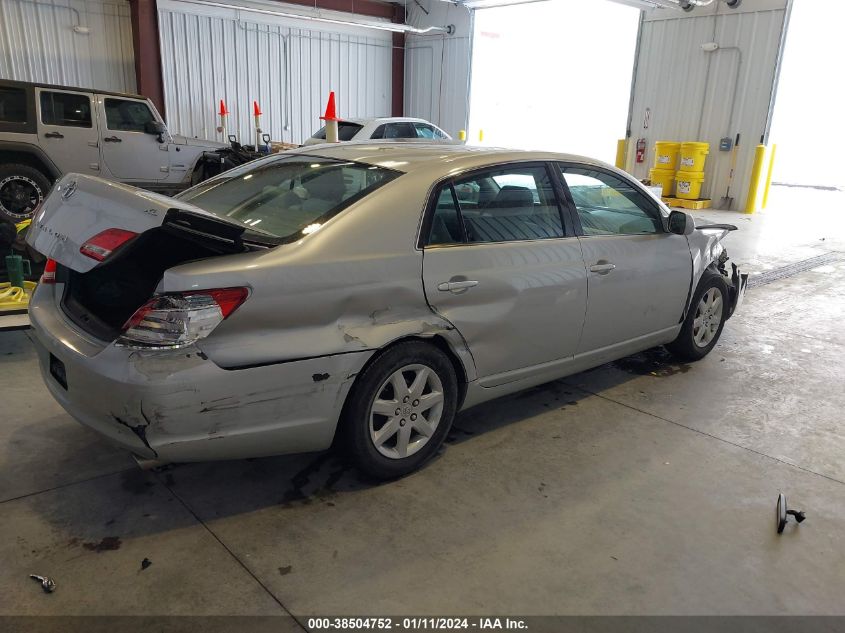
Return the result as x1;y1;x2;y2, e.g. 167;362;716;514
557;165;692;355
97;96;168;183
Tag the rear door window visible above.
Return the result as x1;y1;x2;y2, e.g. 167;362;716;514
424;164;565;246
427;186;464;245
0;87;27;123
456;165;564;243
40;91;92;128
104;98;155;131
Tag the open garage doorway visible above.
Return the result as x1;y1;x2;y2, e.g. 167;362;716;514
760;0;845;248
769;0;845;190
467;0;640;164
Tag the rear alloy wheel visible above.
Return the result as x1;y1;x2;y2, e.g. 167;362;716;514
0;165;51;222
667;272;729;361
369;364;445;460
341;342;457;479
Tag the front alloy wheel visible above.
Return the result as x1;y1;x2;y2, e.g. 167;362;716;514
693;287;724;348
667;271;729;361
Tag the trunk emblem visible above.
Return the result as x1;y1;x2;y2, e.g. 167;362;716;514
61;180;78;200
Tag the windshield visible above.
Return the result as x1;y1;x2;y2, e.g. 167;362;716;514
178;155;400;242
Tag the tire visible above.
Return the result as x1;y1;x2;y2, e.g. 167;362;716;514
339;341;458;479
667;271;729;361
0;164;52;223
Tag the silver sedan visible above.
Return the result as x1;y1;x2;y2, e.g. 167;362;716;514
27;143;747;478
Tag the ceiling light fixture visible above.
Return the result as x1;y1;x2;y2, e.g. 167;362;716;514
185;0;454;35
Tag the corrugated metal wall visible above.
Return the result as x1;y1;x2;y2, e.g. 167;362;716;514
158;0;393;144
404;0;472;137
0;0;135;92
628;0;789;210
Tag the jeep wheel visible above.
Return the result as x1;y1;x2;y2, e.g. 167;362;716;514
0;164;52;222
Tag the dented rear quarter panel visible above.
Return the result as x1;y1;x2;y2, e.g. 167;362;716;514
159;173;477;379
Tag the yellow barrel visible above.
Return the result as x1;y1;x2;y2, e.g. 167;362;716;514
679;142;710;172
654;141;680;169
675;170;705;200
649;168;675;197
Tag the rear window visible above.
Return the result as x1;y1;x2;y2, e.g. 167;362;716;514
178;156;400;242
40;91;92;128
0;87;27;123
312;121;364;141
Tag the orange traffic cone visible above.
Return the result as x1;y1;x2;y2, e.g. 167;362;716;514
320;91;340;122
217;99;229;139
320;91;340;142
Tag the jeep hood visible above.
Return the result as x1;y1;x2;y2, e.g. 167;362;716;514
170;134;228;150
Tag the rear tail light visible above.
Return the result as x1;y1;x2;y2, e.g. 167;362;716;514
80;228;138;261
41;258;57;284
117;287;249;348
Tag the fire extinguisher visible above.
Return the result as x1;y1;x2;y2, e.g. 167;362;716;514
636;138;647;164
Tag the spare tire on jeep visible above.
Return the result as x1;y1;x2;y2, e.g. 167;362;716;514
0;164;52;223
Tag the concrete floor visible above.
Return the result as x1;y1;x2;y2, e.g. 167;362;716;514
2;186;844;619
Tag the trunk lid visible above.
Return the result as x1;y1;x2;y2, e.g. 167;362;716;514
27;174;248;273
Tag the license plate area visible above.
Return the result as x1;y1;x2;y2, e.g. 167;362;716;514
49;354;68;390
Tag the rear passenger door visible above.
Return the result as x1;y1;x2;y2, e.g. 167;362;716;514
556;164;692;354
421;163;588;383
35;88;100;176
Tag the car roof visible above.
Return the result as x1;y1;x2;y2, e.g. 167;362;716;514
284;141;611;175
0;78;146;100
341;117;435;125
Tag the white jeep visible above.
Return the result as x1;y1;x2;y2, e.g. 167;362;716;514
0;79;226;222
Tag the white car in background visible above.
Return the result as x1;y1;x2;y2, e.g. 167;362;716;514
303;117;452;145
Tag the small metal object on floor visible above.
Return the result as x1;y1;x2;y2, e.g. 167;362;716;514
29;574;56;593
776;493;806;534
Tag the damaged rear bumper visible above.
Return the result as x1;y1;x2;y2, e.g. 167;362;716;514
29;285;371;463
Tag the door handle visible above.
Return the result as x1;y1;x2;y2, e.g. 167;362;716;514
589;262;616;274
44;132;64;139
103;136;122;143
437;280;479;292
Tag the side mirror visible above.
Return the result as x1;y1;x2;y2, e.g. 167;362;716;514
668;210;695;236
144;121;167;136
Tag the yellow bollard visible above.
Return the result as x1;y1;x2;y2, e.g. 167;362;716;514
615;139;627;170
478;129;484;143
458;130;466;141
762;144;777;210
744;144;767;214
